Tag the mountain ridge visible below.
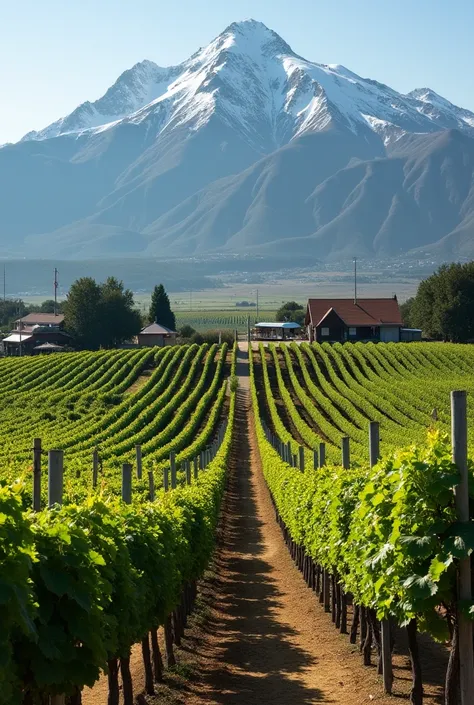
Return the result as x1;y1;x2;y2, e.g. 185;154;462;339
1;19;474;260
15;19;474;147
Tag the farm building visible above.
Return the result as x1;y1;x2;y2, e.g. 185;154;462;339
2;313;70;355
305;297;403;343
136;322;178;347
253;322;301;340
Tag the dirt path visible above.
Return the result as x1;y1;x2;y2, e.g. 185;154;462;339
86;347;445;704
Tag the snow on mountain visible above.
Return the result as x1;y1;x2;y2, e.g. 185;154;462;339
20;19;474;151
407;88;474;130
22;60;181;141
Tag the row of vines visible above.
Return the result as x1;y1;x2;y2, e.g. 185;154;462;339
0;344;237;703
1;343;233;504
251;341;474;703
254;341;474;463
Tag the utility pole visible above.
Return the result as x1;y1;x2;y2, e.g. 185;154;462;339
54;268;59;316
18;301;22;357
2;264;5;326
353;257;357;305
256;288;259;322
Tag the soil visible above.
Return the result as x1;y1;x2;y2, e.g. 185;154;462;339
83;345;447;705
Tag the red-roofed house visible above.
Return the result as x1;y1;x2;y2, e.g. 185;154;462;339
305;297;403;343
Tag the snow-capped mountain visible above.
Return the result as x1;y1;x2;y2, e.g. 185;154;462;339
20;20;474;151
2;19;474;261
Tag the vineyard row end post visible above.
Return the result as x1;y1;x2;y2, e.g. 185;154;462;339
122;464;132;505
170;452;177;489
136;445;142;480
299;446;305;473
451;390;474;705
319;442;326;468
370;421;392;695
33;437;42;511
48;450;64;508
341;436;350;470
48;452;66;705
92;447;99;489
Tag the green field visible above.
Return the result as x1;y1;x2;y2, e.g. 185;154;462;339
175;309;277;331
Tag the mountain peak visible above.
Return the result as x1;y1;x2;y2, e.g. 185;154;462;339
408;87;456;109
220;18;294;57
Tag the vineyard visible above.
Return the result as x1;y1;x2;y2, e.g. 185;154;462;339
0;344;232;501
253;341;474;464
0;344;236;704
1;340;474;704
251;341;474;704
175;310;276;331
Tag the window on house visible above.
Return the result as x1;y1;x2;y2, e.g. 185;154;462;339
349;327;357;337
321;327;330;336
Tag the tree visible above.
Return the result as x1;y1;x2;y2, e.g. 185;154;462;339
64;277;142;349
409;262;474;342
400;298;414;327
276;301;305;326
63;278;103;350
99;277;142;348
179;324;196;339
0;299;27;331
149;284;176;330
40;299;63;314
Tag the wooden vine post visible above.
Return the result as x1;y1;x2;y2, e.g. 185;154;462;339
48;451;65;705
92;447;99;489
148;471;155;501
451;391;474;704
32;438;42;511
341;436;350;469
299;446;305;472
170;452;177;489
121;464;132;505
369;421;380;468
120;470;136;703
135;445;142;480
319;442;326;467
48;450;64;508
370;421;393;694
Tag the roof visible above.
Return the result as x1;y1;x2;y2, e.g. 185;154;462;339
3;334;33;343
33;342;64;350
140;323;177;335
306;298;403;327
255;322;301;329
17;313;65;325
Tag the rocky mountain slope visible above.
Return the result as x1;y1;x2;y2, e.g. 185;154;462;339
2;19;474;259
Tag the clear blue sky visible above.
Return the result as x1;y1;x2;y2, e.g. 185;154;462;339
2;0;473;143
